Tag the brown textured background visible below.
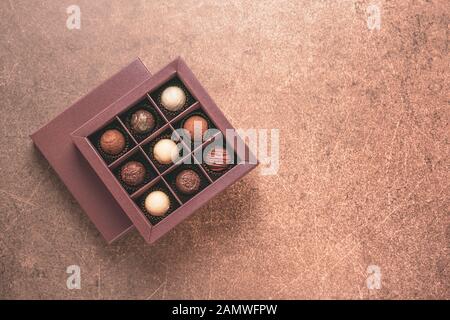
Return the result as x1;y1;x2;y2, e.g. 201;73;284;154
0;0;449;299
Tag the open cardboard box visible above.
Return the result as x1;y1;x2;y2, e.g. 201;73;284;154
32;57;257;244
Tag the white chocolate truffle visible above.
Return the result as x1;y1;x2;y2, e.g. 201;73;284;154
160;86;186;111
144;191;170;216
153;139;178;164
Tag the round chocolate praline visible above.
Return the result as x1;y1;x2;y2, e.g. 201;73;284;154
144;190;170;216
175;169;201;195
120;161;146;186
183;115;208;141
153;139;178;165
205;146;231;172
160;86;186;112
100;129;126;155
130;109;155;134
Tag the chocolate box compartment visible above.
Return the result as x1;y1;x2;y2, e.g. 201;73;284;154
149;76;197;120
195;135;239;181
163;156;212;204
71;57;257;244
141;126;190;174
111;147;159;195
88;118;136;165
171;105;220;150
118;97;166;142
134;178;181;226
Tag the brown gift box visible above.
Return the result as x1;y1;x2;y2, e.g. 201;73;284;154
30;59;151;243
32;57;257;244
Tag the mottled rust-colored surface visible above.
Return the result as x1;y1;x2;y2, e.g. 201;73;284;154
0;0;448;299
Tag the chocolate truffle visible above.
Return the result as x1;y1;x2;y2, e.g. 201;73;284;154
175;169;201;195
160;86;186;111
153;139;178;165
144;190;170;216
120;161;146;186
183;115;208;141
130;109;155;134
205;146;231;172
99;129;126;155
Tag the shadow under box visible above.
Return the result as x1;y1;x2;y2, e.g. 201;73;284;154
163;157;212;204
118;97;166;142
134;178;181;226
111;148;158;195
142;126;191;174
88;118;135;165
149;76;197;120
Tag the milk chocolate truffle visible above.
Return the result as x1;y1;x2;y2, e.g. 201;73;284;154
205;146;231;172
160;86;186;111
183;115;208;141
100;129;126;155
120;161;146;186
144;190;170;216
175;169;201;195
153;139;178;165
130;109;155;134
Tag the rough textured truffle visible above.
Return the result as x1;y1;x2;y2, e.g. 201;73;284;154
205;146;232;172
183;115;208;141
175;169;201;195
160;86;186;111
130;109;155;134
99;129;126;155
144;190;170;216
153;139;178;165
120;161;146;186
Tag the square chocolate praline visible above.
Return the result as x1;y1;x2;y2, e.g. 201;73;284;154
71;57;257;244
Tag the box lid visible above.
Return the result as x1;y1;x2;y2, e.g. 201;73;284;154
30;58;152;243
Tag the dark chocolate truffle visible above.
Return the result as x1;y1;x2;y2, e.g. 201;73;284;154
205;146;231;172
100;129;126;155
183;115;208;141
130;109;155;134
120;161;146;186
175;169;201;195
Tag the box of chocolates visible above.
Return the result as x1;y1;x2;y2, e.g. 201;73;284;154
71;57;257;244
